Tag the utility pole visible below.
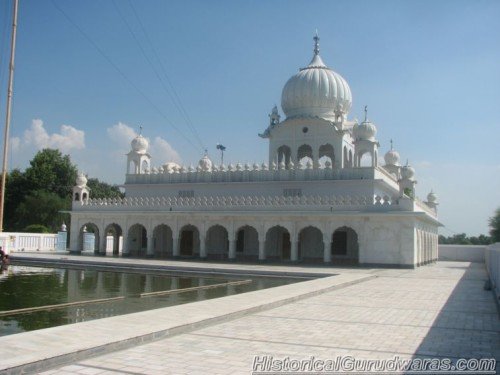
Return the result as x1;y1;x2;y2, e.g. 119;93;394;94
0;0;20;232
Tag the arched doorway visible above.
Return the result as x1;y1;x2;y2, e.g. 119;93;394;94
331;226;359;264
319;144;334;167
265;226;291;260
153;224;173;259
104;223;122;256
79;223;99;254
179;225;200;257
277;145;292;166
297;144;313;165
206;225;229;259
235;225;259;260
128;224;147;257
299;226;324;262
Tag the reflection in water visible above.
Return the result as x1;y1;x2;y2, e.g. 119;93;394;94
0;266;301;337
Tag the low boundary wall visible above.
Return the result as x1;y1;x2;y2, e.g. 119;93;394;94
485;243;500;301
438;244;486;263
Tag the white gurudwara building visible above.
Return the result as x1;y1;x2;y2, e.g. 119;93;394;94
69;35;441;268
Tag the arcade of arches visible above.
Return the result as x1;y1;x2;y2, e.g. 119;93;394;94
77;221;361;264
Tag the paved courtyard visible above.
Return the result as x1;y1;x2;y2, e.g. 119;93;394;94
37;261;498;375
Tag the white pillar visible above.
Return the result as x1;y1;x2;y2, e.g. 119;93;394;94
172;237;179;257
99;234;107;256
146;234;154;257
323;234;332;263
200;235;206;258
291;240;298;262
122;233;129;256
258;239;265;260
228;239;236;260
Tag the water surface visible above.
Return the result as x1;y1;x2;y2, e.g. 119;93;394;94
0;265;302;336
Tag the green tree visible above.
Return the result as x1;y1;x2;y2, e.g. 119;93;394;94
15;190;70;232
439;233;492;245
86;178;124;199
4;149;77;231
23;224;51;233
490;207;500;243
24;149;77;199
4;149;121;232
4;168;29;231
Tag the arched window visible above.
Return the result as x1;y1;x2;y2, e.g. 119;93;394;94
360;152;373;167
277;145;291;166
297;144;312;160
319;144;334;167
297;144;313;166
141;160;149;173
82;192;88;200
74;192;80;201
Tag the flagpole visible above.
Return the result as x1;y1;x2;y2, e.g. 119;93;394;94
0;0;20;232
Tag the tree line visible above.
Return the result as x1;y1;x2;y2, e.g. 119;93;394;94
438;208;500;245
438;233;493;245
3;149;123;233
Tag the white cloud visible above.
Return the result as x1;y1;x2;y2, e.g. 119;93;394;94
11;119;85;154
106;122;137;148
151;136;181;164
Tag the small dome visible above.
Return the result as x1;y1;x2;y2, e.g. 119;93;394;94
401;165;415;180
427;190;438;203
281;35;352;120
354;120;377;141
131;135;149;153
163;162;180;173
198;155;213;172
76;172;87;187
384;149;400;166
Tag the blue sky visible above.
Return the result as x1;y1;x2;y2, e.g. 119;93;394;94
0;0;498;236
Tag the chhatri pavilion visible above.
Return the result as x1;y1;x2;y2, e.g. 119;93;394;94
69;35;440;268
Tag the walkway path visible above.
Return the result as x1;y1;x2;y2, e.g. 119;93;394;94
36;261;498;375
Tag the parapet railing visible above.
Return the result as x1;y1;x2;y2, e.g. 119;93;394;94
125;165;386;185
0;232;58;254
75;193;403;212
414;197;437;217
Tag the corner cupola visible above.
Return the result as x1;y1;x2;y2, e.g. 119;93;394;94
127;127;152;174
353;106;379;167
384;139;401;178
73;171;89;204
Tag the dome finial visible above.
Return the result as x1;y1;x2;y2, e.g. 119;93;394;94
364;105;368;122
313;30;320;55
139;125;143;136
390;138;393;150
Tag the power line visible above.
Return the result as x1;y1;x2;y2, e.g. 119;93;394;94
112;0;206;152
126;0;205;151
51;0;201;153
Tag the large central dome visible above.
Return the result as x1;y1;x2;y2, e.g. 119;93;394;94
281;35;352;120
